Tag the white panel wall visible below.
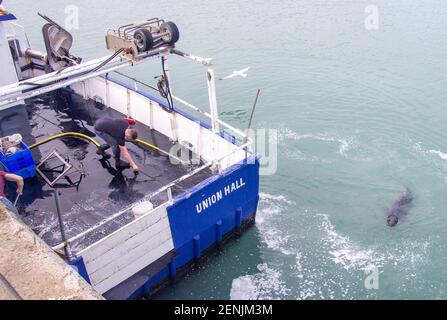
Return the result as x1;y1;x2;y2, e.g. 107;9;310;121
70;76;248;170
78;203;174;294
0;24;19;87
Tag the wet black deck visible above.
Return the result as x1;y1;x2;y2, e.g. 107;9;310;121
0;90;212;252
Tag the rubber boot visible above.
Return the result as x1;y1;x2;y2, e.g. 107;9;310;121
97;144;112;159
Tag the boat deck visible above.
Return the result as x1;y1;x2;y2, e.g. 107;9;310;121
0;90;212;252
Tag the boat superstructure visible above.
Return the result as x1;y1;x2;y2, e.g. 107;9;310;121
0;5;259;299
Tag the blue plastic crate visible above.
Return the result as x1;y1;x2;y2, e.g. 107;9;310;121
0;142;36;179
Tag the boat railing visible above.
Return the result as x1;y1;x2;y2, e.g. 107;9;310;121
111;70;250;145
173;94;250;142
5;21;31;49
51;134;253;254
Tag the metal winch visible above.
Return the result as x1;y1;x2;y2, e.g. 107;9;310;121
105;18;180;61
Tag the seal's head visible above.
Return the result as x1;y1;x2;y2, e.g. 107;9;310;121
387;215;399;227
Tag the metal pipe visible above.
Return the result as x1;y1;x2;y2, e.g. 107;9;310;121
24;48;47;62
205;66;219;167
13;194;20;207
113;70;158;92
0;48;168;108
0;48;192;101
0;55;115;94
6;22;31;48
38;13;63;29
247;89;260;134
0;273;22;300
206;66;220;134
170;49;212;66
0;46;170;101
0;58;143;108
217;119;253;144
245;89;261;158
54;189;74;261
172;95;209;116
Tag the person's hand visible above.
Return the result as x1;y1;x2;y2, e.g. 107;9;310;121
132;164;139;173
16;179;24;195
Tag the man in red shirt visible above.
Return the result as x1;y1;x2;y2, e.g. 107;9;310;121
0;170;24;215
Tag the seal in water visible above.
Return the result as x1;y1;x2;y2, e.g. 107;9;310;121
387;188;413;227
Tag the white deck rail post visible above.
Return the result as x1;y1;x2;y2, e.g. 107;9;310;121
162;49;226;167
0;18;23;109
205;60;220;168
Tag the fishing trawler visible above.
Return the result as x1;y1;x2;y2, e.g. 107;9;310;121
0;5;259;299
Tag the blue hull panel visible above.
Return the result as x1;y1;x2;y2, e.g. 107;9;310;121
167;158;259;267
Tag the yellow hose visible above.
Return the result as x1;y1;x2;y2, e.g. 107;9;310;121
134;138;162;152
29;132;101;149
29;133;187;164
134;138;189;164
29;133;162;153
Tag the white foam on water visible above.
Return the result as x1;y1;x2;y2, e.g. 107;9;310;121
258;192;294;204
319;214;386;270
411;142;447;162
230;263;290;300
230;192;294;299
409;142;447;182
319;213;431;277
229;275;258;300
277;127;354;156
256;192;295;253
429;149;447;160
